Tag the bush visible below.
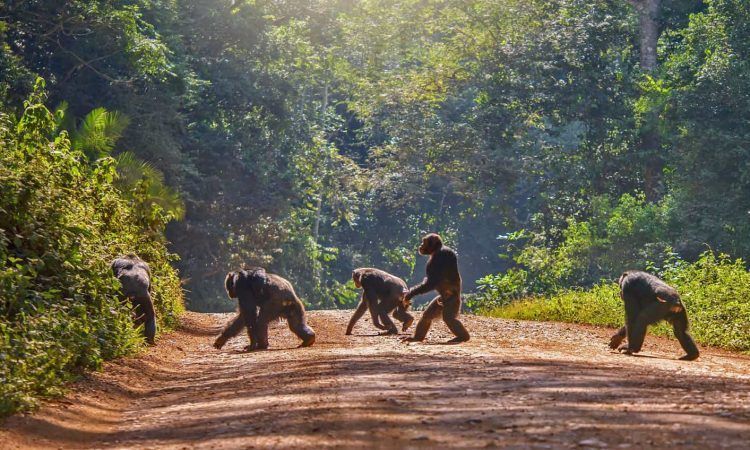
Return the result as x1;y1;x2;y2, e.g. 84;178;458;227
484;251;750;352
0;81;184;416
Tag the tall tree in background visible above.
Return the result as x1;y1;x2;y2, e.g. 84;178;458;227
630;0;663;200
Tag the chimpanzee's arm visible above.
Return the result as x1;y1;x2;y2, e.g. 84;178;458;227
406;255;442;299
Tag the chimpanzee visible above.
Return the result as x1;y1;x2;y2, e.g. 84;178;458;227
214;268;316;350
609;271;699;361
111;254;157;344
402;233;470;343
347;267;414;335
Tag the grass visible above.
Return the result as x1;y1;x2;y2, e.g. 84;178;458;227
483;253;750;353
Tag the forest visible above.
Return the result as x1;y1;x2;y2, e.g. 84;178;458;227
2;0;750;417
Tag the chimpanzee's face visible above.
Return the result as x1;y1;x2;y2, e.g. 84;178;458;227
352;271;362;288
418;234;441;255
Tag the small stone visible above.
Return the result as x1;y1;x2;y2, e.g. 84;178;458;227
579;438;608;447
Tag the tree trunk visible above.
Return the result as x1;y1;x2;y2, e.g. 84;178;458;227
312;81;328;279
637;0;659;73
632;0;663;201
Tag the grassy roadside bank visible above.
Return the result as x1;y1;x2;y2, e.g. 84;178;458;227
481;253;750;353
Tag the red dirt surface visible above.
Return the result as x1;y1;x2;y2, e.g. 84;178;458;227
1;310;749;449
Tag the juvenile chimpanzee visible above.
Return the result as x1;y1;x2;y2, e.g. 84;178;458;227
402;233;470;343
347;268;414;335
609;271;699;361
111;254;157;344
214;268;316;351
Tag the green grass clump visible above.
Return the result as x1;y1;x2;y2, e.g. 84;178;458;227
0;83;184;416
484;252;750;352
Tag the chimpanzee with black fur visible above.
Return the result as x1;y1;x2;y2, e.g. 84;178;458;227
402;233;470;343
609;270;699;361
347;268;414;335
214;268;316;350
111;254;157;344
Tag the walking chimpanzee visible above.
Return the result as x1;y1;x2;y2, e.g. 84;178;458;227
609;271;699;361
347;267;414;335
402;233;470;343
214;268;316;351
111;254;157;344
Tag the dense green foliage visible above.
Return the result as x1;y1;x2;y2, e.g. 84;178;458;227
3;1;748;312
0;84;183;415
485;252;750;352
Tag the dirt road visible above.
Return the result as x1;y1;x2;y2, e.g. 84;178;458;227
2;311;750;449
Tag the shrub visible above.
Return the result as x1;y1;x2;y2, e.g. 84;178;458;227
0;81;184;415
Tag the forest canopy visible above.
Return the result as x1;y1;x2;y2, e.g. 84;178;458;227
1;0;748;313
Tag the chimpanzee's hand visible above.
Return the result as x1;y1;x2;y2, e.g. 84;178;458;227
609;333;624;350
213;337;226;350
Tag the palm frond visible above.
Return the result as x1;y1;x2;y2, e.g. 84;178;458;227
115;151;185;220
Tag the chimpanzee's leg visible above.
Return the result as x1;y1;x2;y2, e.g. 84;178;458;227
213;313;245;349
252;307;277;350
405;296;443;342
392;303;414;332
364;289;387;330
237;295;257;350
376;303;399;335
670;309;699;360
625;302;670;354
133;294;157;345
442;294;470;343
346;297;369;335
286;303;316;347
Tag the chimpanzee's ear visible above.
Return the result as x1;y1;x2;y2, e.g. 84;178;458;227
618;272;628;288
225;271;237;298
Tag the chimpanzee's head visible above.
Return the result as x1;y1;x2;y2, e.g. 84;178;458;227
352;269;363;288
225;271;238;299
418;233;443;255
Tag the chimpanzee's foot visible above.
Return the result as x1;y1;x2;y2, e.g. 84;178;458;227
609;335;624;350
213;337;227;350
446;336;469;344
244;344;268;352
679;353;699;361
402;318;414;332
298;335;316;347
379;329;398;336
400;336;423;343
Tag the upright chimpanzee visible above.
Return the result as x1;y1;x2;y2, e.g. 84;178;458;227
609;271;699;361
111;254;157;344
214;268;316;351
402;233;470;343
347;268;414;335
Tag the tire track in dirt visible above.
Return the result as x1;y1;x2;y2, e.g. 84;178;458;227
2;310;749;449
